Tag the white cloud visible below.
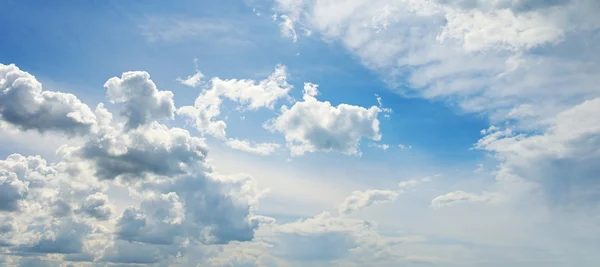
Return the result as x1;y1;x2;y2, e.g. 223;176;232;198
226;139;280;156
339;176;433;214
474;97;600;206
0;64;272;266
178;70;204;88
178;65;292;139
269;0;600;125
369;143;390;150
266;83;382;156
431;190;498;209
270;211;429;265
104;71;176;129
177;58;205;88
437;8;564;52
0;63;97;135
339;190;398;215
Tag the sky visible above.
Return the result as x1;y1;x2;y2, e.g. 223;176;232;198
0;0;599;266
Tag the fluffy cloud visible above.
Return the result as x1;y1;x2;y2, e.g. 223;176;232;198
0;152;104;257
0;63;97;135
0;64;271;266
104;71;175;129
77;122;208;181
178;65;291;139
266;83;382;156
178;70;204;88
225;139;280;156
0;171;28;211
76;192;113;220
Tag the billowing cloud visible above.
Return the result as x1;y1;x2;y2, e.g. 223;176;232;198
266;83;382;156
104;71;175;129
77;122;208;181
0;64;271;266
0;63;97;135
76;192;113;220
225;139;280;156
0;152;105;257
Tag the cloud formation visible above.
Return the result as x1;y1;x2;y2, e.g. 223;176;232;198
0;63;97;135
0;63;269;266
266;83;382;156
104;71;176;129
178;65;292;139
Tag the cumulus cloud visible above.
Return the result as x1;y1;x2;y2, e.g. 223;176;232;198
78;122;208;180
104;71;175;129
76;192;113;220
0;171;28;211
0;152;105;257
266;83;382;156
0;63;97;135
226;139;280;156
0;64;273;266
178;65;292;139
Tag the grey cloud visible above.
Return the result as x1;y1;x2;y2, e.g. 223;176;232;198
99;240;167;264
17;220;91;254
0;171;28;211
76;192;113;220
78;122;208;180
0;63;97;135
104;71;175;130
115;174;260;246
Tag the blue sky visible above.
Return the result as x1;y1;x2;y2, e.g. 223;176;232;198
1;0;599;266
